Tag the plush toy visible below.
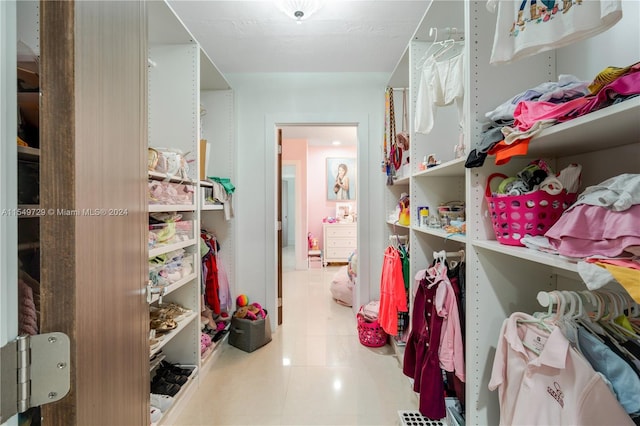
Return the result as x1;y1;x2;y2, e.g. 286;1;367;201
235;303;266;321
248;302;266;320
234;306;249;319
236;294;249;307
235;306;256;320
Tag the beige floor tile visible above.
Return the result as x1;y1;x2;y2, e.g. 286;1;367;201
172;247;419;425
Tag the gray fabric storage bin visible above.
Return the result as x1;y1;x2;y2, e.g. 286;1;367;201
228;310;272;352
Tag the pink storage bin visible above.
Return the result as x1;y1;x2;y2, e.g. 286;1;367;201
357;313;387;347
485;173;577;247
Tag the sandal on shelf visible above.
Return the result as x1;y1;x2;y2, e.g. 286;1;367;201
163;302;192;314
150;318;177;333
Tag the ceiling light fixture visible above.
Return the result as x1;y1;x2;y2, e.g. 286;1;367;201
332;140;341;146
276;0;323;23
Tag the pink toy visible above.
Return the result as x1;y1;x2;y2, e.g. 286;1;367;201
249;302;266;320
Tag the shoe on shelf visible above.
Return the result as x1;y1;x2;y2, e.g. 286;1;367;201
150;376;181;397
150;393;173;412
156;368;188;386
213;329;228;343
160;361;193;378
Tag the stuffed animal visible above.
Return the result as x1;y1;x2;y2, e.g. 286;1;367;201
234;303;266;321
234;306;249;319
247;302;266;320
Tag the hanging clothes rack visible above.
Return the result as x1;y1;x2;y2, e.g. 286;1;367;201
416;26;465;69
389;235;408;244
429;26;465;41
433;249;465;261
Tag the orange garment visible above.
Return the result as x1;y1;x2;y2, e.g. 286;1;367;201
379;247;408;335
487;137;531;165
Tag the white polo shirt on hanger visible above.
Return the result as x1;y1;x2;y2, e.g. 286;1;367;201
489;312;633;426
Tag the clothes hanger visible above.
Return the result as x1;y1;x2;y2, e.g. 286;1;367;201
575;291;607;341
612;291;639;336
433;39;463;62
599;289;637;339
424;251;446;288
415;27;440;69
595;291;640;364
517;313;553;355
534;290;557;321
553;290;571;323
556;291;584;351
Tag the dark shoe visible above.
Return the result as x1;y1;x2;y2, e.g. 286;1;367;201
160;361;193;377
156;368;188;386
151;376;180;397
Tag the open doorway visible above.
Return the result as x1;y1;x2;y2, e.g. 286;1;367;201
277;124;358;325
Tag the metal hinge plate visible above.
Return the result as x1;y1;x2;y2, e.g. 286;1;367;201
1;332;71;422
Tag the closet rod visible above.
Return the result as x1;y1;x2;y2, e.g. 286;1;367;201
389;235;408;242
536;291;557;308
429;26;465;40
433;249;464;259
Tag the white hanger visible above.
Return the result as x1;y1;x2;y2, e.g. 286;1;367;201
415;27;440;69
433;249;446;264
600;290;637;339
575;292;606;340
433;39;459;61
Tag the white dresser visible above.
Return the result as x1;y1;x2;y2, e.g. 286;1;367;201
323;222;357;265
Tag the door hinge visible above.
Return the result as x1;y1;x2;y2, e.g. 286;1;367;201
277;221;282;231
1;333;71;422
277;145;282;155
277;297;283;307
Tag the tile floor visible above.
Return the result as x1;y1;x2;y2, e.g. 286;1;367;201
173;246;419;425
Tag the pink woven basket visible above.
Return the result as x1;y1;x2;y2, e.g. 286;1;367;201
357;314;387;347
485;173;577;247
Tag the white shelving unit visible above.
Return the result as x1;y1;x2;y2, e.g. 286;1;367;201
146;2;233;424
198;79;236;374
149;273;198;305
198;45;235;375
386;1;640;424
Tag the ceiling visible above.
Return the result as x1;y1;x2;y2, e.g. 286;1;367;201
168;0;430;74
168;1;431;146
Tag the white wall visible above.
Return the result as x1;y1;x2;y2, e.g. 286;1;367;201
226;72;389;327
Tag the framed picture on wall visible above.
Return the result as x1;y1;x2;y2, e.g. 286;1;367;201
336;202;352;219
327;157;356;201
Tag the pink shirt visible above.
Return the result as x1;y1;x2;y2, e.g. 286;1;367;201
435;277;465;382
489;312;632;426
